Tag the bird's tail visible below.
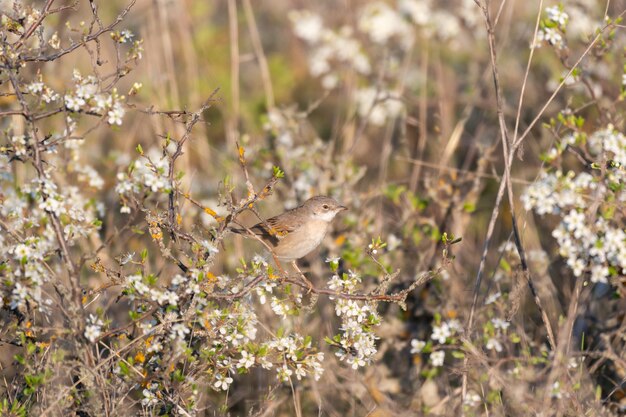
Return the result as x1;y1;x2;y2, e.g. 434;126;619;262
228;226;248;236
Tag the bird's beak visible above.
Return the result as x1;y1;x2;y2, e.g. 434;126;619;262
338;205;348;211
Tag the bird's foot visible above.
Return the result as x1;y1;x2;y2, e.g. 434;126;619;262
291;261;314;294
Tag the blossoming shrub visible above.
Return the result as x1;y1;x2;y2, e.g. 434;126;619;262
1;0;625;416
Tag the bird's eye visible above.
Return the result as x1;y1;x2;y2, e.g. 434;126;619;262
322;204;329;210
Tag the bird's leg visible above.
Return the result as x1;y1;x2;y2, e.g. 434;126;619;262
291;261;313;293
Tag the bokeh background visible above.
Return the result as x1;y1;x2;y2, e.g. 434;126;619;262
2;0;626;415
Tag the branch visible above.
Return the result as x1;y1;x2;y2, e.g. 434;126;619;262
19;0;136;63
166;89;220;234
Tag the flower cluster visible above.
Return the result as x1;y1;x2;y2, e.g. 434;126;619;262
355;87;404;127
523;125;626;285
327;271;381;369
64;70;126;125
533;5;570;50
399;0;472;42
288;10;371;90
409;314;463;373
262;334;325;382
358;2;414;49
0;152;103;313
141;383;160;407
126;273;180;306
116;147;172;212
26;74;60;103
111;29;135;44
84;314;104;343
288;1;482;129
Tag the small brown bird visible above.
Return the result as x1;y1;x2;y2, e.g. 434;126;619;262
232;195;347;262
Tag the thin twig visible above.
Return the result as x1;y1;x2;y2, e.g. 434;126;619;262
242;0;275;110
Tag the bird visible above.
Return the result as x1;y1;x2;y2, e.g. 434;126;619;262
231;195;347;263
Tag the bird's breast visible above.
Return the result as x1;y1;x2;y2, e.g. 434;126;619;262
274;220;330;261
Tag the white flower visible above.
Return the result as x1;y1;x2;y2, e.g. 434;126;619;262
491;318;510;331
277;363;293;382
355;87;403;126
521;172;560;215
551;381;562;399
107;102;125;125
119;29;134;43
64;95;85;111
321;74;338;90
27;82;44;94
546;6;568;27
463;391;482;407
270;297;288;318
431;323;451;344
39;197;63;215
164;291;179;306
289;10;324;43
92;94;111;112
485;337;503;352
214;374;233;391
147;340;163;353
76;81;97;99
252;254;268;266
568;356;584;369
294;364;307;380
141;389;158;406
387;234;402;251
590;264;609;284
447;319;462;333
237;350;255;369
13;243;32;260
84;325;101;343
410;339;426;354
10;283;28;310
485;291;501;305
431;10;461;41
399;0;431;26
170;323;190;340
84;314;103;343
201;240;220;256
48;31;60;49
346;355;366;369
260;356;274;370
358;2;414;47
430;350;445;367
42;87;59;103
542;27;564;49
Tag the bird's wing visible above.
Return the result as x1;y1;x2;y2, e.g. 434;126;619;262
248;210;304;245
252;213;299;236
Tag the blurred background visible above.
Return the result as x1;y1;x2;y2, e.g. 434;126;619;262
2;0;626;415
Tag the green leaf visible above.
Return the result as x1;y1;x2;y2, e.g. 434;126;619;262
272;165;285;178
500;259;511;273
462;202;476;213
451;350;465;359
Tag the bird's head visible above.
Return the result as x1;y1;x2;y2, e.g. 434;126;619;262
304;196;348;222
